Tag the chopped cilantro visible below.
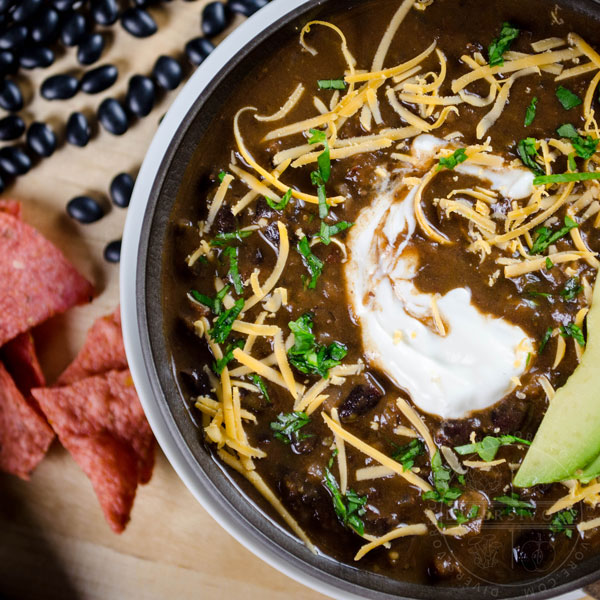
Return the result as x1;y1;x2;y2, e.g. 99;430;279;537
249;374;270;403
494;493;535;517
213;339;244;375
568;152;577;172
488;22;520;67
297;235;324;289
287;313;347;379
561;277;583;301
391;439;425;471
270;411;312;444
546;257;554;269
209;298;244;343
534;171;600;185
557;123;599;159
550;508;577;538
318;79;347;90
422;451;463;505
189;284;230;316
308;128;331;218
265;188;292;211
210;229;253;246
556;85;582;110
526;290;553;299
436;148;467;171
454;505;480;526
524;97;538;127
560;322;586;347
317;220;354;245
526;352;532;368
529;215;578;255
223;246;243;295
517;138;544;176
324;454;367;535
454;435;530;462
218;170;228;182
538;326;553;354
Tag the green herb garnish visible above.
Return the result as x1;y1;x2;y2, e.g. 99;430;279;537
488;22;520;67
270;411;312;444
494;493;535;517
209;298;244;343
213;340;244;375
189;285;231;316
318;79;347;90
546;257;554;269
568;152;578;171
538;326;553;354
308;128;331;218
517;138;544;175
561;277;583;301
223;246;244;294
210;229;253;246
454;505;480;526
297;235;324;289
265;188;292;211
391;439;425;471
529;215;578;254
550;508;577;538
556;85;582;111
218;170;228;182
454;435;530;462
524;97;538;127
317;220;354;245
560;322;586;347
557;123;599;159
437;148;467;171
422;451;463;505
534;171;600;185
249;374;270;403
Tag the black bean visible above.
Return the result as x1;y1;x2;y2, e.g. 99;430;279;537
103;239;121;263
26;122;57;157
152;55;182;90
227;0;268;17
110;172;135;207
31;7;60;44
0;25;28;51
185;37;215;66
0;146;31;176
338;385;383;423
66;111;91;146
0;51;17;77
0;79;23;112
81;64;118;94
201;2;228;38
0;0;14;13
120;7;157;38
125;74;154;117
0;115;25;140
76;33;104;66
52;0;76;10
12;0;42;21
61;11;87;47
67;195;105;224
20;46;55;69
41;74;79;100
90;0;119;26
98;98;129;135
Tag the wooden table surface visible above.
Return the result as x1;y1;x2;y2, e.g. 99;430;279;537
0;2;592;599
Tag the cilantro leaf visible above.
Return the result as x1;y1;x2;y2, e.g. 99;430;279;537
546;257;554;269
391;439;425;471
265;188;292;211
557;123;599;159
494;493;535;517
538;326;553;354
454;435;530;462
550;508;576;538
213;339;244;375
529;215;578;254
560;322;585;347
422;451;463;505
223;246;244;295
454;505;480;526
561;277;583;301
317;220;354;245
556;85;582;110
209;298;244;343
488;22;520;67
318;79;347;90
524;97;538;127
249;374;270;403
297;235;324;289
210;230;253;246
308;128;331;218
517;138;544;175
218;170;228;182
189;284;231;316
437;148;467;171
534;172;600;185
270;411;312;444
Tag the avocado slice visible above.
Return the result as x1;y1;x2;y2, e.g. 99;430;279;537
578;452;600;484
514;279;600;487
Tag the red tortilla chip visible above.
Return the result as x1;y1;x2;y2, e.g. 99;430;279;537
32;370;155;533
58;307;126;386
0;361;54;480
0;199;21;218
0;212;95;347
1;332;46;401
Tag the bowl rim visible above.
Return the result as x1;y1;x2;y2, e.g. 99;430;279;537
121;1;597;598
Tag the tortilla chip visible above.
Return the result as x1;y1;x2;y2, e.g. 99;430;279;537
58;307;126;386
1;332;46;401
0;212;95;347
0;361;54;480
32;370;155;533
0;199;21;219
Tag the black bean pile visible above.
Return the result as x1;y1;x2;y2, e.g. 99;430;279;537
0;0;271;263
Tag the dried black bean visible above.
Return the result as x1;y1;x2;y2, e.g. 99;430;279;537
202;2;228;38
0;25;28;51
121;7;157;38
126;74;154;117
91;0;119;26
152;55;182;90
227;0;268;17
81;64;118;94
66;111;91;146
185;37;215;66
338;385;383;422
12;0;42;22
98;97;129;135
67;195;105;224
77;33;105;65
41;74;79;100
61;11;87;47
0;146;31;176
0;51;17;77
0;115;25;140
20;46;55;69
110;172;135;207
52;0;79;10
0;79;23;112
0;0;14;13
26;121;57;157
31;7;60;44
103;239;121;263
